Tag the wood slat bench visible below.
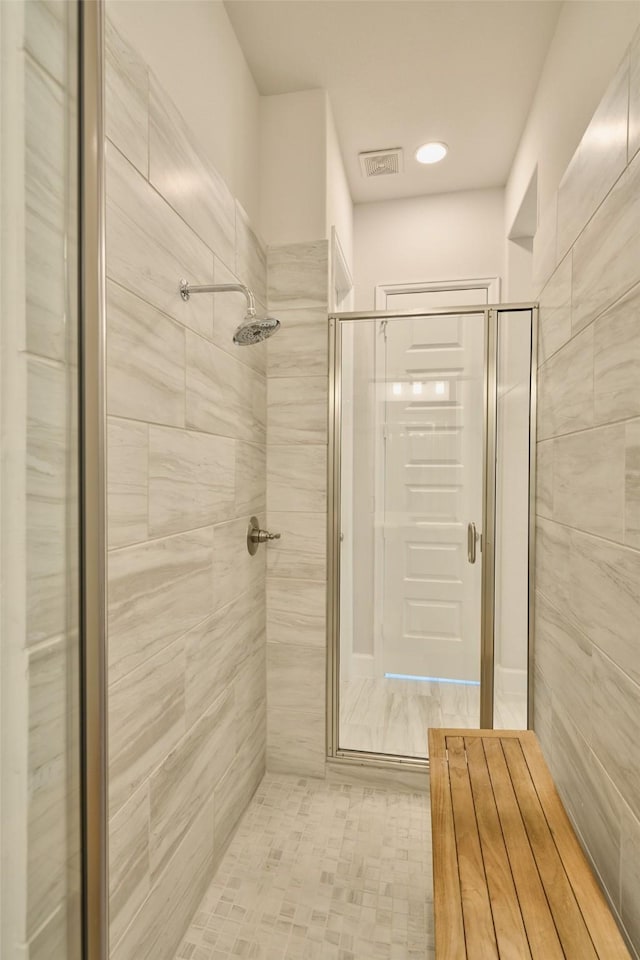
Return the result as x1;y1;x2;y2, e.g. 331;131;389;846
428;729;631;959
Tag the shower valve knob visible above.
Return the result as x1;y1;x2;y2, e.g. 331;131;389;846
253;529;281;543
247;517;281;555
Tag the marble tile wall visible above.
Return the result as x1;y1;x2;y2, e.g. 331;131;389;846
533;24;640;957
105;14;267;959
0;2;82;958
266;241;329;779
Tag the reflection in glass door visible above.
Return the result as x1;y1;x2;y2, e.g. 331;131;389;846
329;306;536;764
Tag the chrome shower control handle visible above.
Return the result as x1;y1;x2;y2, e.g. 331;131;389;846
253;529;281;543
247;517;281;555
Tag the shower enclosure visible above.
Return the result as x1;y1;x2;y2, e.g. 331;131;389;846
327;304;537;767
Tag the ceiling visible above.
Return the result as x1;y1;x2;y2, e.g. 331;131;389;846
224;0;562;204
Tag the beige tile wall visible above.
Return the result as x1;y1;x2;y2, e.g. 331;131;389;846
266;241;329;779
105;16;267;959
533;27;640;957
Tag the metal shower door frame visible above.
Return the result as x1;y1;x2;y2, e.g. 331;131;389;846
326;303;538;771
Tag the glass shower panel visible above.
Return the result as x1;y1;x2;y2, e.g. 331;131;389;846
338;313;485;760
0;3;82;958
493;309;533;730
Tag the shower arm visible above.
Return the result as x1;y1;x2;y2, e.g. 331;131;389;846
179;279;257;318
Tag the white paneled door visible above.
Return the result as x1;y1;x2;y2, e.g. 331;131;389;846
381;313;485;682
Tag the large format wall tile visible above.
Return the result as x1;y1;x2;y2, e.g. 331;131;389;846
625;418;640;548
537;324;594;439
108;528;213;683
148;426;236;537
553;424;625;540
235;201;267;307
111;798;215;960
536;439;553;519
107;280;185;427
267;578;326;647
556;57;629;261
535;517;571;612
212;518;265;613
108;636;185;817
234;441;266;518
267;377;328;445
213;712;265;860
267;642;325;714
534;593;592;739
537;253;572;364
534;29;640;955
594;281;640;424
267;709;326;778
572;148;640;333
550;705;622;902
149;690;235;882
25;54;65;363
184;583;263;728
106;17;148;176
105;18;268;957
149;77;235;271
186;332;266;443
108;418;148;549
27;903;67;960
268;241;329;310
266;512;326;581
26;639;67;936
106;142;213;339
621;805;640;950
23;0;66;86
532;663;552;751
267;444;327;512
629;30;640;162
267;307;329;378
109;783;150;947
592;647;640;821
569;529;640;688
233;648;266;747
26;357;66;645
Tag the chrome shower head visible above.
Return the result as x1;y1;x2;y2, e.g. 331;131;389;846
179;278;281;346
233;316;281;346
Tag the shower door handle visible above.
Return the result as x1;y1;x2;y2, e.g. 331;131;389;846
467;522;479;564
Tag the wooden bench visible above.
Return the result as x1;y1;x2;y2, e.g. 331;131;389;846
428;728;632;959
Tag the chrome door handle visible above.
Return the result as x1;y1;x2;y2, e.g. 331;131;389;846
467;522;479;564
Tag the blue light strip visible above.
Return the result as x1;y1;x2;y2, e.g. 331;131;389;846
384;672;480;686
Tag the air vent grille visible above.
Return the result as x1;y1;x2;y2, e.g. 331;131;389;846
359;148;403;178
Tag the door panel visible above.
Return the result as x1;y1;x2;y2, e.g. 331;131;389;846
381;313;484;682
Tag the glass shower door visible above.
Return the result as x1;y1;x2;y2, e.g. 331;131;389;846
0;2;83;957
336;311;486;760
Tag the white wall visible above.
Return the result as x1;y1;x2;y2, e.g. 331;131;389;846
353;188;505;310
259;90;327;245
506;0;640;238
326;100;354;275
107;0;261;224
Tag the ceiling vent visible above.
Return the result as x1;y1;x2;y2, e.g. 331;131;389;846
359;148;403;178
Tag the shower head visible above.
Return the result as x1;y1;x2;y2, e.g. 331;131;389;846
233;316;280;346
179;278;281;346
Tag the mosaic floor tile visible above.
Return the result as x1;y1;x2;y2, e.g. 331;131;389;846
175;774;435;960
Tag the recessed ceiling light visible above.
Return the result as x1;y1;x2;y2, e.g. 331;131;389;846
415;142;448;165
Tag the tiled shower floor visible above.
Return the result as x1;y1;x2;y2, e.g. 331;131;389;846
174;773;435;960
